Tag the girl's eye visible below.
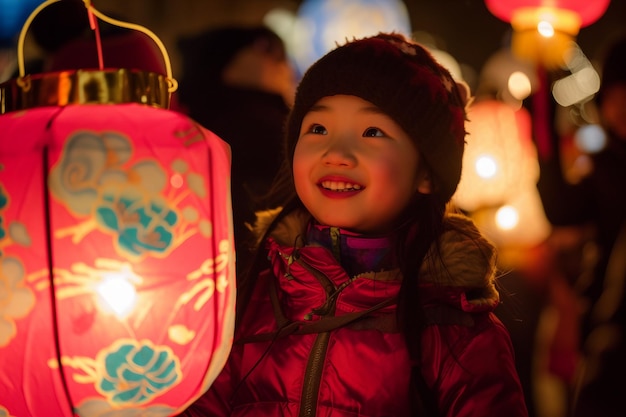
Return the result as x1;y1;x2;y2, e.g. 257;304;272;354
363;127;385;137
309;124;328;135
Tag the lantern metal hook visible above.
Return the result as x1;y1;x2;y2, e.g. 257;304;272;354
16;0;178;93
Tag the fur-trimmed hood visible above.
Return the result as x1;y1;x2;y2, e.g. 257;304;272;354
251;208;500;312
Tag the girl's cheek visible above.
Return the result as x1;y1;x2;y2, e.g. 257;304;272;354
292;144;309;176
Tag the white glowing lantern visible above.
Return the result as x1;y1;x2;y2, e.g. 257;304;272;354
552;46;601;107
290;0;411;74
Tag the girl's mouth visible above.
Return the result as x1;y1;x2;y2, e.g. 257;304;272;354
320;180;363;192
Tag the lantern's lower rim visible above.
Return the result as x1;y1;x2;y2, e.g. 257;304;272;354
0;69;172;114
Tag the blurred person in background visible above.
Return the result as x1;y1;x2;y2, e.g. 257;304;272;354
177;25;296;274
569;36;626;417
535;35;626;417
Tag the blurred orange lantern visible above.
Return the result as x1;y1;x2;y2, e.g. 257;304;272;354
453;99;551;248
0;1;235;416
455;100;536;211
485;0;610;67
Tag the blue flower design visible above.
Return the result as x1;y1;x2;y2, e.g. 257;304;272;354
98;340;181;405
96;188;178;257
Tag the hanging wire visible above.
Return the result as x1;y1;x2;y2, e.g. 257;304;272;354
16;0;178;93
86;3;104;70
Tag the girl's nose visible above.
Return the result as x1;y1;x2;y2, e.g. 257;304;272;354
321;136;357;167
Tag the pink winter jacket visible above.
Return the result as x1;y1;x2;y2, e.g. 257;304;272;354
182;210;528;417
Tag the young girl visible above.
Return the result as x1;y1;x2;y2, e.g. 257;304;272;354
182;32;528;417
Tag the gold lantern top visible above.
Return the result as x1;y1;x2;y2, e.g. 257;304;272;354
0;0;177;114
0;69;173;114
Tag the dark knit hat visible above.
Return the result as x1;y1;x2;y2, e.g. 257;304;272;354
285;33;470;203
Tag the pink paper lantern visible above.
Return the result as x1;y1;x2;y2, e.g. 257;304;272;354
484;0;610;67
0;68;235;416
484;0;610;27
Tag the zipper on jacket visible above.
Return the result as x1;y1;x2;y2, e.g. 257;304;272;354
295;258;337;417
300;331;330;417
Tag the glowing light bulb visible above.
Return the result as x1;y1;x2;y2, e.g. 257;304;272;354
575;124;606;153
496;205;519;230
475;155;498;179
170;173;184;188
537;20;555;37
96;273;138;318
508;71;532;101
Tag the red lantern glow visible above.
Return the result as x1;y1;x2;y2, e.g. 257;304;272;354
485;0;610;67
0;2;235;416
485;0;610;27
0;83;235;417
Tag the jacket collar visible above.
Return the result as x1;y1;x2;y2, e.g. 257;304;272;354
306;223;396;277
253;208;500;311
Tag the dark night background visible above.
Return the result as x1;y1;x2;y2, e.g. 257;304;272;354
2;0;624;84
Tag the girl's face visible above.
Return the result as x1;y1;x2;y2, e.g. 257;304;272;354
293;95;431;234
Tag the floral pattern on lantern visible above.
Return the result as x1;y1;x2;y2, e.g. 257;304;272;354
0;186;35;348
0;103;235;417
48;130;205;259
0;256;35;347
44;340;181;409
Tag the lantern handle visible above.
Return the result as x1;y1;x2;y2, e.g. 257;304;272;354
16;0;178;93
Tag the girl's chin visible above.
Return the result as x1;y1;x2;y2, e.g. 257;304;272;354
316;219;357;232
314;219;385;235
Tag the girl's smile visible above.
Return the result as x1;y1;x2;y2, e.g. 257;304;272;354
293;94;431;234
318;175;364;196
